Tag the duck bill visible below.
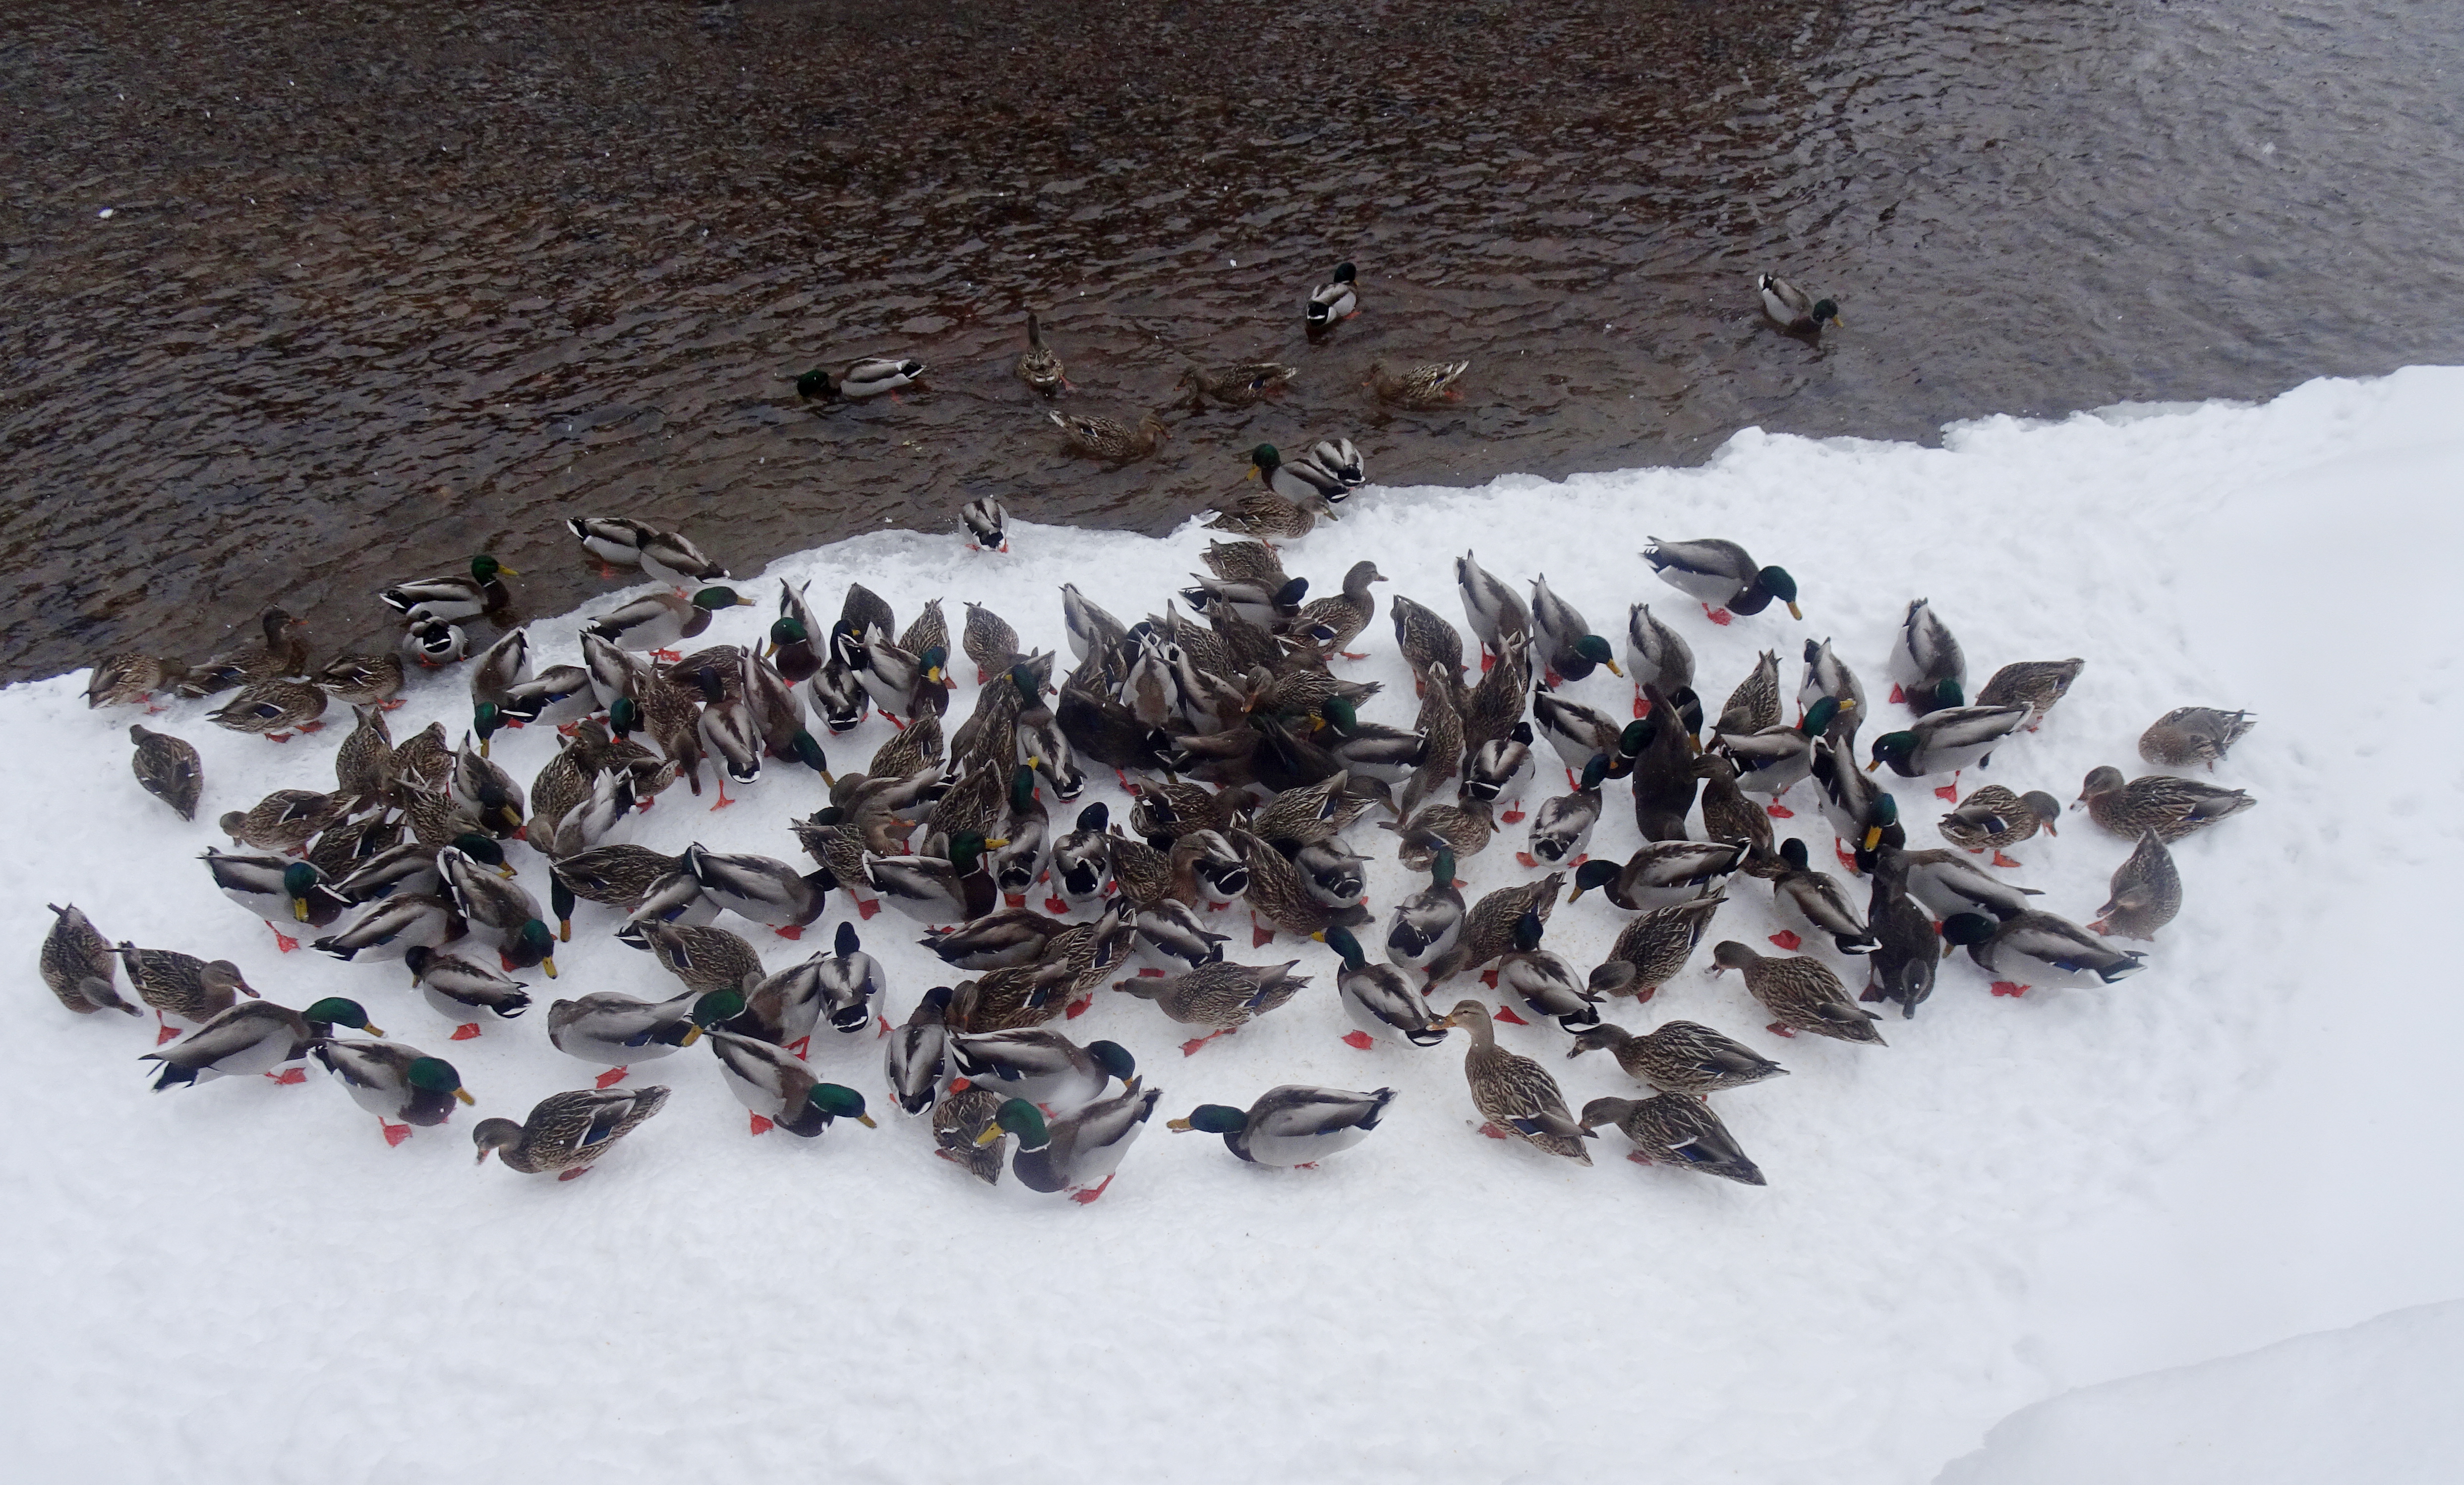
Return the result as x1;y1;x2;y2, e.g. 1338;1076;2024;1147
455;1088;477;1105
972;1126;1006;1147
856;1114;877;1129
1866;758;1884;773
1604;660;1624;677
1165;1117;1195;1132
496;565;522;577
1785;602;1804;621
678;1025;702;1048
292;899;311;922
541;956;558;979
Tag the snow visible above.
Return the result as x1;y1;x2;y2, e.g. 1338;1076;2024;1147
5;366;2461;1482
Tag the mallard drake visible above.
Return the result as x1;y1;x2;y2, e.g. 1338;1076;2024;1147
831;622;940;724
1454;551;1531;662
1811;740;1899;865
115;942;258;1042
1315;923;1441;1049
1867;705;2031;796
1523;755;1608;868
1573;840;1748;911
1624;604;1695;716
330;836;485;905
219;788;351;855
41;905;138;1018
1286;561;1386;660
1435;1000;1593;1163
1391;595;1468;695
1583;1095;1766;1185
863;832;1006;926
142;996;377;1090
492;667;595;742
1489;910;1602;1032
1768;838;1878;954
1181;571;1306;634
1977;659;2085;729
176;609;310;697
684;667;761;803
977;1084;1163;1203
473;1085;670;1179
813;922;887;1034
681;843;828;937
1372;850;1461;978
1533;688;1636;783
1640;538;1801;624
1183;363;1298;410
566;515;657;575
799;357;925;399
1888;845;2043;922
450;737;527;836
439;846;558;975
1709;941;1886;1044
1942;910;2145;994
1366;360;1470;406
314;1041;474;1144
1796;638;1866;745
547;987;709;1087
1312;699;1423;788
380;555;518;623
585;587;751;659
128;724;203;822
809;650;871;733
400;618;471;668
1170;1085;1396;1166
1527;577;1621;687
1041;802;1114;914
947;1029;1135;1113
1233;827;1369;945
1051;407;1168;461
1305;260;1359;327
1860;850;1940;1019
1628;689;1702;842
401;945;531;1039
1939;785;2062;860
1567;1018;1784;1097
1122;900;1222;978
884;985;957;1115
578;632;654;711
318;651;405;709
1112;959;1310;1056
2076;766;2255;842
87;652;190;709
2139;706;2256;770
1887;599;1965;715
1756;273;1843;333
1430;872;1563;983
702;1029;875;1138
314;892;467;965
204;847;353;952
208;679;329;742
2093;831;2180;940
1719;695;1852;809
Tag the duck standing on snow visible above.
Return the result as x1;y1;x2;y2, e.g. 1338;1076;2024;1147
1290;561;1387;660
1866;704;2032;800
2093;832;2181;940
313;1042;475;1145
1435;1000;1594;1165
974;1084;1163;1204
402;945;532;1040
1941;911;2145;996
962;497;1010;554
41;905;138;1018
472;1086;670;1180
1767;837;1878;955
178;609;310;699
1709;941;1886;1044
1318;924;1445;1050
116;943;259;1044
203;848;353;952
1756;273;1843;334
1529;576;1622;686
1566;1019;1786;1098
1582;1095;1767;1185
380;555;519;624
798;358;925;400
546;986;711;1088
1169;1086;1397;1166
2139;706;2256;769
1624;604;1695;716
1888;599;1966;714
1111;960;1311;1056
1938;785;2062;865
703;1029;877;1138
2075;766;2256;842
1976;659;2085;729
1861;849;1940;1019
142;997;380;1090
1454;551;1531;664
885;986;957;1115
1640;538;1801;624
129;724;203;821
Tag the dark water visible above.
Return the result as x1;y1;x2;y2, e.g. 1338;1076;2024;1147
5;0;2461;683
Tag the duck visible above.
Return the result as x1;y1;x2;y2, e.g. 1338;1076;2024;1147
1624;604;1695;714
813;922;887;1034
1888;599;1966;715
1391;595;1468;694
1768;838;1878;954
473;1086;671;1179
1182;363;1297;409
401;945;532;1040
1051;407;1169;461
1043;802;1116;914
1428;872;1563;983
961;497;1011;558
1570;840;1747;911
1695;752;1774;860
2077;765;2256;842
400;618;470;668
832;623;942;725
311;893;466;964
1860;849;1941;1019
1287;561;1386;659
142;996;379;1090
41;905;138;1018
318;651;405;709
566;515;657;575
1797;638;1866;744
1111;959;1310;1056
1204;485;1332;541
1709;941;1886;1044
1435;1000;1593;1164
1454;551;1531;662
1866;705;2031;795
1888;845;2044;922
1382;851;1468;978
177;608;310;697
1582;1095;1766;1185
1976;659;2085;729
1523;755;1608;868
1939;785;2062;860
546;987;710;1087
128;724;203;822
1532;687;1634;784
930;1085;1011;1183
978;1084;1163;1203
1717;695;1849;807
208;679;329;742
1716;650;1783;735
1566;1019;1785;1097
585;587;752;659
1489;910;1603;1032
1811;740;1900;865
115;943;258;1042
1594;893;1729;1000
1316;923;1444;1050
489;667;595;743
947;1029;1136;1113
1169;1085;1396;1166
702;1029;876;1138
218;788;351;855
2093;831;2181;940
1941;910;2146;994
2139;706;2256;769
1313;696;1424;784
380;555;518;624
467;631;532;711
439;846;559;975
1305;260;1359;327
1756;273;1843;333
682;843;830;937
86;652;190;709
204;847;354;952
450;737;528;836
1639;538;1801;623
863;831;1006;927
1016;312;1065;393
314;1042;474;1144
1462;723;1537;820
1526;576;1621;687
885;986;957;1115
548;842;682;931
1233;827;1371;945
1366;360;1470;406
1627;690;1702;842
923;910;1070;973
798;358;925;400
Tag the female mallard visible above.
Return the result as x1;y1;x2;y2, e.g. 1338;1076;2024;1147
961;603;1020;685
1523;755;1608;868
547;986;710;1088
1051;407;1168;461
87;652;190;709
1716;650;1783;736
1318;923;1444;1050
1709;941;1886;1044
176;609;310;697
2075;766;2255;842
1288;561;1386;660
863;832;1006;926
314;1041;474;1145
1796;638;1866;744
2139;706;2256;770
1861;849;1940;1019
1454;551;1531;663
1866;705;2031;799
1939;785;2062;862
1366;360;1470;406
1640;538;1801;624
313;892;467;965
977;1085;1163;1203
402;945;532;1039
142;996;376;1089
208;679;329;742
380;555;519;624
1015;312;1066;394
1182;363;1297;409
1582;1095;1766;1185
924;909;1070;973
1233;827;1370;945
41;905;138;1018
327;705;393;808
1624;604;1694;716
799;358;925;400
1205;485;1331;541
1941;911;2145;995
1592;892;1729;999
219;788;351;855
1888;599;1966;714
1112;959;1310;1056
885;985;957;1115
1628;689;1702;842
115;942;258;1043
1566;1018;1784;1097
129;724;203;821
1428;872;1564;983
947;1029;1136;1113
1571;840;1749;911
1305;260;1359;327
586;587;751;660
318;651;404;709
1767;838;1878;955
473;1085;670;1179
1169;1085;1396;1166
1488;909;1602;1032
931;1084;1009;1183
1695;751;1773;859
1529;576;1622;687
1436;1000;1593;1164
204;847;353;952
703;1028;876;1138
1756;273;1843;333
1977;659;2085;730
2093;831;2180;940
548;843;680;936
1391;595;1468;695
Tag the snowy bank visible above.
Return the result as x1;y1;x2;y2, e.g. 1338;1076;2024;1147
5;367;2461;1483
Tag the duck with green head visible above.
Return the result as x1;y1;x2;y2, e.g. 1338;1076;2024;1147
1319;924;1443;1050
976;1083;1161;1203
315;1041;476;1145
1382;851;1466;979
864;830;1007;926
1756;273;1843;335
583;586;751;660
379;554;520;624
143;997;379;1090
946;1030;1134;1113
1640;537;1801;624
1716;695;1846;807
1169;1086;1396;1166
700;1018;878;1138
1529;574;1624;687
202;848;353;953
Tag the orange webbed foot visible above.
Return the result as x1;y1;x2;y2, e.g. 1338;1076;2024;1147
594;1066;629;1089
1341;1030;1376;1050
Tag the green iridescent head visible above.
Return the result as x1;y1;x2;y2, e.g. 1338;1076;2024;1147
1179;1103;1247;1135
808;1083;875;1127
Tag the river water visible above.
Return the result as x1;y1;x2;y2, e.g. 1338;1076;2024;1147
5;0;2460;682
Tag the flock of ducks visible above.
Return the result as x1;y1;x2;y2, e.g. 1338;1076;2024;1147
46;262;2261;1197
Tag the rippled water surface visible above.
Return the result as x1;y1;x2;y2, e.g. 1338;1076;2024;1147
5;0;2461;681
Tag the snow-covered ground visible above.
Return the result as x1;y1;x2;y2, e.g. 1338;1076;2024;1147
5;367;2458;1482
